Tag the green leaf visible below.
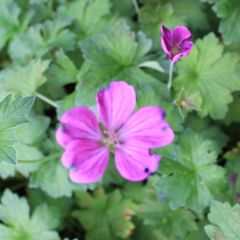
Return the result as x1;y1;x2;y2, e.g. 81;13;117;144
8;26;46;63
0;59;50;96
0;95;35;164
140;1;185;50
0;143;42;179
138;200;198;239
174;33;240;119
186;117;229;152
79;21;152;80
47;50;79;86
0;0;22;50
59;0;117;39
201;0;216;3
28;189;73;222
0;95;35;130
73;189;135;240
205;201;240;239
15;114;50;145
0;114;49;179
213;0;240;45
0;189;60;240
139;61;164;72
224;94;240;125
30;157;95;198
157;130;226;213
124;179;199;240
111;0;134;18
170;0;209;30
9;18;76;62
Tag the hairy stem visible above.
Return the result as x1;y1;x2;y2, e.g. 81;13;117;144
132;0;141;18
167;61;174;92
18;152;61;164
36;92;59;108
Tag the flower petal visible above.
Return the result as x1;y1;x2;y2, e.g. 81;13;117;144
180;40;193;57
119;106;174;148
55;127;73;148
171;53;183;62
172;26;192;45
62;140;109;183
97;81;136;131
56;106;102;148
161;25;173;55
170;40;193;62
115;142;160;181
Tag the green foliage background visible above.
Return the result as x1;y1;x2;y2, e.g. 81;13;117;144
0;0;240;239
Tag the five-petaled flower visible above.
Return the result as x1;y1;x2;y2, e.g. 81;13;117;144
161;25;193;62
56;81;174;183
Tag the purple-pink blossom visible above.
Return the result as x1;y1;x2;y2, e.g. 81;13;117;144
161;25;193;62
56;81;174;183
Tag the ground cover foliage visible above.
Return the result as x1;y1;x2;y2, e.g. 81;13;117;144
0;0;240;239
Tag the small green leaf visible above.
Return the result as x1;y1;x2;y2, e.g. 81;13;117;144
79;21;152;80
0;95;35;130
174;33;240;119
0;114;49;179
0;0;22;50
30;157;95;198
59;0;116;39
9;18;76;62
139;61;164;72
0;189;60;240
0;95;35;164
73;189;135;240
138;200;198;239
47;50;79;86
157;130;226;213
213;0;240;45
205;201;240;239
170;0;209;30
0;59;50;96
186;117;229;152
174;88;202;118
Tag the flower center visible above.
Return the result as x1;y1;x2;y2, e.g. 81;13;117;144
171;44;181;55
103;130;119;145
99;124;124;151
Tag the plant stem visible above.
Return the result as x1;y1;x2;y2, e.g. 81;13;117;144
132;0;141;18
35;92;58;108
167;61;174;92
18;152;61;164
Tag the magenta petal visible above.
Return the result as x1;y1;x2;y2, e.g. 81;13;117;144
55;127;73;148
56;106;102;148
172;26;192;44
97;81;136;131
181;40;193;56
115;143;160;181
62;140;109;183
119;106;174;148
161;25;173;55
171;53;183;62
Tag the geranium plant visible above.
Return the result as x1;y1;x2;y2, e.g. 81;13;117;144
0;0;239;240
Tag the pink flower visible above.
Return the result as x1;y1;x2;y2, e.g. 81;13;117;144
56;81;174;183
161;25;193;62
